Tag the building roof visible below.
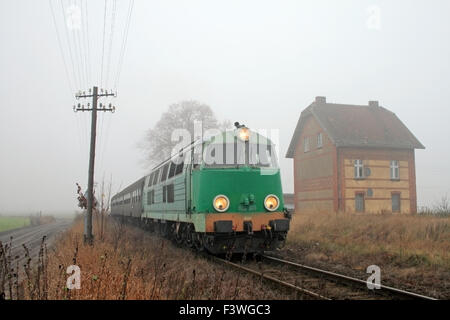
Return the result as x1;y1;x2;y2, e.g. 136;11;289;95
286;97;425;158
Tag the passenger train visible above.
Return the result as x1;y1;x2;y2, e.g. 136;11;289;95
110;125;291;254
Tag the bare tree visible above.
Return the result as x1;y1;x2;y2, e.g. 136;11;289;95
141;100;230;166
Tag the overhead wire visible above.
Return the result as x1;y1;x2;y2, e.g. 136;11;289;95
100;0;108;88
60;0;80;90
114;0;134;92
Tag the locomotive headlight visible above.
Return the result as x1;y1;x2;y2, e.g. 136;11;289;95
213;195;230;212
237;127;250;141
264;194;279;211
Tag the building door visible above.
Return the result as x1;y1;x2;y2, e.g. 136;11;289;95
355;193;365;212
392;193;401;213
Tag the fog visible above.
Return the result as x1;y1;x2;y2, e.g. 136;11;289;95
0;0;449;214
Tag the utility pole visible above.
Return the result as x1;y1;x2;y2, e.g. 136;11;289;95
74;86;116;245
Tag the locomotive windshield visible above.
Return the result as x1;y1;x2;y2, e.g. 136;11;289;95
202;140;279;168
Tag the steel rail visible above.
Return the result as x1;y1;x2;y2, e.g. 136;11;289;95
262;254;438;300
211;256;331;300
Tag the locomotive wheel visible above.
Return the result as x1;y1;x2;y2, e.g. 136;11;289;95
175;224;184;245
193;233;204;252
184;224;194;248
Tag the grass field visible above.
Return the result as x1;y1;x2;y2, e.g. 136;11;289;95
4;216;292;300
0;216;30;233
284;212;450;298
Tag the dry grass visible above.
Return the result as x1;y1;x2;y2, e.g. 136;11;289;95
2;215;291;300
288;213;450;268
285;212;450;297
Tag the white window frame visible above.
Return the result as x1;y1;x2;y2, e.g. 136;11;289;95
304;137;310;153
354;159;364;179
390;160;399;180
317;133;323;148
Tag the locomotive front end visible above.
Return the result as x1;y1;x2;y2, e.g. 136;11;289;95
192;127;291;254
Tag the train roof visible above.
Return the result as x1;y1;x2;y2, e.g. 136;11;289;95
111;176;145;200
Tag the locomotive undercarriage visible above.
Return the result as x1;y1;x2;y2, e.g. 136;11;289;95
114;216;287;255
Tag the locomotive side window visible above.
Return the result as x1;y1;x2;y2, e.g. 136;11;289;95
148;172;154;186
168;161;177;178
175;161;184;175
161;163;170;182
152;169;160;185
167;184;174;203
147;190;154;205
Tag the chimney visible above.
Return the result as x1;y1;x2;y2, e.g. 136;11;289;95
315;96;326;104
369;100;379;108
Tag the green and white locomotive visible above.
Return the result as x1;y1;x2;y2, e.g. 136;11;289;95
111;125;290;254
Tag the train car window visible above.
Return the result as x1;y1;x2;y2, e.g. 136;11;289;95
147;190;155;205
167;184;174;203
161;163;170;182
175;161;184;175
163;185;167;202
148;172;154;186
168;161;177;178
152;169;160;185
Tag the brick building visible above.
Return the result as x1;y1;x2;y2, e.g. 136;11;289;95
286;97;425;214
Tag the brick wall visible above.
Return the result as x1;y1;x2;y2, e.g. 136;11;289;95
337;147;417;214
293;115;337;214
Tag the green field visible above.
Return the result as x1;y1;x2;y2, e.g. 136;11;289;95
0;216;30;233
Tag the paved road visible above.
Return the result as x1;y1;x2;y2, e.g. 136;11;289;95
0;219;73;262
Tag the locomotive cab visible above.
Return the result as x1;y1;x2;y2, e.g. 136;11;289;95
190;127;290;254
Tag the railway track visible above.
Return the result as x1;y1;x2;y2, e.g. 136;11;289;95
210;254;438;300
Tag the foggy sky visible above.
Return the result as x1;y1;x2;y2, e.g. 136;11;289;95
1;0;449;214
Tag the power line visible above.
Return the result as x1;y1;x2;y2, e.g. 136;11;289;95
100;0;108;88
114;0;134;92
80;0;90;87
48;0;74;95
105;0;117;89
74;0;87;88
60;0;80;89
84;0;91;87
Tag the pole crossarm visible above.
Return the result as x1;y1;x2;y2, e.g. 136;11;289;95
76;92;116;99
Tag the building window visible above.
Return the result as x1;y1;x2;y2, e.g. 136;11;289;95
354;159;364;179
317;133;323;148
390;160;399;180
392;193;400;212
304;137;310;153
355;192;365;212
